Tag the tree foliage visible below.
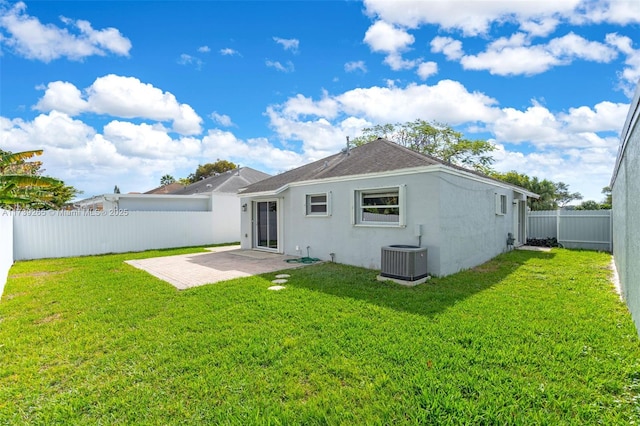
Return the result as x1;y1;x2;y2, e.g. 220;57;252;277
491;170;582;211
352;119;496;173
0;150;81;209
188;159;237;183
553;182;583;208
160;174;176;186
575;186;612;210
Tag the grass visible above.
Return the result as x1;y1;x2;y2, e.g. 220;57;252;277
1;247;639;424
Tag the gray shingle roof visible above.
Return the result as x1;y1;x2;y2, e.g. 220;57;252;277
170;167;271;195
144;182;185;194
240;138;442;194
240;138;537;197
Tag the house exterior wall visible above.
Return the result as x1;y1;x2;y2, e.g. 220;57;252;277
211;193;241;243
240;169;523;276
436;173;516;276
612;84;640;333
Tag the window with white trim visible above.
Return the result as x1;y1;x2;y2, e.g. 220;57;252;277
355;187;404;225
495;194;507;215
306;193;329;216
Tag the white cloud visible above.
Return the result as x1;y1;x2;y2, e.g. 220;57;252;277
345;60;367;73
198;45;210;53
177;53;203;69
492;99;627;151
362;0;638;37
576;0;640;26
220;47;240;56
0;111;201;195
335;80;501;124
430;36;463;60
363;20;414;54
560;101;629;132
202;129;304;172
416;61;438;80
605;33;640;95
273;37;299;52
547;32;617;62
519;17;560;37
458;32;617;76
363;21;418;71
280;92;340;120
34;81;88;116
103;121;201;159
266;59;294;73
0;1;131;62
34;74;203;135
210;112;234;127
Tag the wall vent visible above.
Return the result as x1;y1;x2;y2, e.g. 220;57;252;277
380;245;428;281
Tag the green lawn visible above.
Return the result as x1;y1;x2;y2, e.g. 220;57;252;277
1;248;639;424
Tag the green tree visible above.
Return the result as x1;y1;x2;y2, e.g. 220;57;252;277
160;174;176;186
114;185;121;194
188;159;237;183
0;150;74;209
575;200;601;210
491;170;582;211
601;186;612;209
352;119;496;173
554;182;582;208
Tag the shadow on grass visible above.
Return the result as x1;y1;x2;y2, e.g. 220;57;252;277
276;249;556;317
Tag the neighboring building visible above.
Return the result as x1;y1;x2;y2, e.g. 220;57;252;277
81;193;213;212
171;167;271;195
239;138;537;277
144;182;185;194
611;80;640;335
71;166;272;246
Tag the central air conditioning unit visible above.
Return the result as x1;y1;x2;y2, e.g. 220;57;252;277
380;245;428;281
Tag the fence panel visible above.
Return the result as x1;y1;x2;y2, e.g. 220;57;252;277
528;210;612;251
0;210;14;298
13;211;219;260
527;211;558;239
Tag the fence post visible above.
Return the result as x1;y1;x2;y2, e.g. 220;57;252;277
556;209;561;244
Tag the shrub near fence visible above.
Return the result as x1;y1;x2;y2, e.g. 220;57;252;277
528;210;612;252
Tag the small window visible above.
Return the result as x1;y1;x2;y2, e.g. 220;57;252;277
356;187;402;225
306;193;328;216
496;194;507;215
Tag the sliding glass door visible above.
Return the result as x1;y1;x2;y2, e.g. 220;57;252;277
255;201;278;250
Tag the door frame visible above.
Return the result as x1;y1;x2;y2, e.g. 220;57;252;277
512;199;527;246
252;199;281;252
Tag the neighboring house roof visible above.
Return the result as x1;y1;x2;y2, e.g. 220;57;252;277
241;138;538;198
171;167;271;195
144;182;185;194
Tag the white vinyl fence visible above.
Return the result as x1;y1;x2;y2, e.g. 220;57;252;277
528;209;612;251
12;210;226;261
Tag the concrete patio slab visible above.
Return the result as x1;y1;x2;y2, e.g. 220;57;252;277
125;245;313;290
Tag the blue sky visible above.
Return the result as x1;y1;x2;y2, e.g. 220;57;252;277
1;0;639;203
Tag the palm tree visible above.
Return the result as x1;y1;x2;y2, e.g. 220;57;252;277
0;150;62;209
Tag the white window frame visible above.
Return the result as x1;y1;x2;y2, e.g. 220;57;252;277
353;185;406;227
495;193;507;215
305;192;330;217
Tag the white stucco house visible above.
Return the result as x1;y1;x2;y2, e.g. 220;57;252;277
239;138;538;277
73;167;271;245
